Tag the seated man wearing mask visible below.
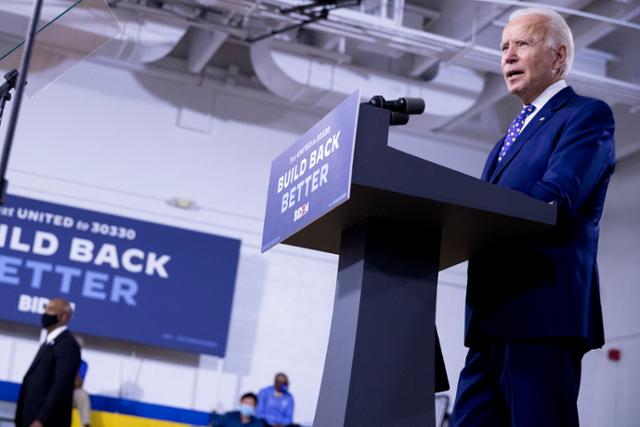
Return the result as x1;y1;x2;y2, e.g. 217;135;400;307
212;393;264;427
256;373;294;427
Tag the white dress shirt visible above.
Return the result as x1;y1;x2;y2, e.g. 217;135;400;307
521;79;567;131
39;325;68;345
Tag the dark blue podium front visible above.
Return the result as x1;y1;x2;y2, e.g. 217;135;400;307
281;104;556;427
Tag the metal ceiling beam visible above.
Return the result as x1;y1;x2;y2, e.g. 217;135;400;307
571;1;640;49
472;0;640;31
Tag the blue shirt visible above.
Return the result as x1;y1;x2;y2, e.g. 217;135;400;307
78;359;89;380
256;386;294;425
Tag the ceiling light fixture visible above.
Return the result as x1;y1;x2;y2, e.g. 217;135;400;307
167;197;197;210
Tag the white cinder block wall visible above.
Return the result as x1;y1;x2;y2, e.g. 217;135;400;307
579;152;640;427
0;60;637;425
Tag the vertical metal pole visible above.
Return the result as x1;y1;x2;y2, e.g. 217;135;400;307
0;0;46;204
394;0;405;25
380;0;388;19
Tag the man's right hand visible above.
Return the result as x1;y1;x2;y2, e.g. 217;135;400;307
29;420;44;427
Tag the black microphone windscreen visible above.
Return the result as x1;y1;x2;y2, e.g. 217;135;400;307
403;98;425;115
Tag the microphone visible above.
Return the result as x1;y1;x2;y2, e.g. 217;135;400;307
0;70;19;96
369;96;425;114
368;96;425;125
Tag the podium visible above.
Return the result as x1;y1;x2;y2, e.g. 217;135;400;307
280;104;556;427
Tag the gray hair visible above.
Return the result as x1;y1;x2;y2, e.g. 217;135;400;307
509;8;575;78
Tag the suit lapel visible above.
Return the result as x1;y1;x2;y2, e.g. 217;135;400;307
489;86;576;183
26;343;50;376
25;330;67;376
482;136;504;182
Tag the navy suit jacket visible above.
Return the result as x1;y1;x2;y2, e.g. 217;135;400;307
15;330;81;427
465;86;616;350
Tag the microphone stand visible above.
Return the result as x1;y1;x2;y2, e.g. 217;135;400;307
0;70;18;130
0;0;45;205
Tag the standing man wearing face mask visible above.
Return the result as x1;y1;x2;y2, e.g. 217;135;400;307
256;373;294;427
15;299;81;427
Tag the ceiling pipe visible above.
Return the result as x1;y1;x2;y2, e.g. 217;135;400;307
98;10;189;64
472;0;640;31
98;0;640;107
249;39;486;130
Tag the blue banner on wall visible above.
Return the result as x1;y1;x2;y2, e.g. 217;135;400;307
0;194;240;356
262;90;361;252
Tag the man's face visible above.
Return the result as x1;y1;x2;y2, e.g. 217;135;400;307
240;397;256;410
44;300;62;317
44;299;68;325
275;374;288;391
239;396;256;417
501;15;564;104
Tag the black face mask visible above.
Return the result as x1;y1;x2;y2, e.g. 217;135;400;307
41;313;59;328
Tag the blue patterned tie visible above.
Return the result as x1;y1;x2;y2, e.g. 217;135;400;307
498;104;536;162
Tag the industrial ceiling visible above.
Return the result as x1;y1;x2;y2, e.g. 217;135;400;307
1;0;638;159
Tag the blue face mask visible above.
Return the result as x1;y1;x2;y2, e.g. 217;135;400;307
239;404;255;417
277;383;288;393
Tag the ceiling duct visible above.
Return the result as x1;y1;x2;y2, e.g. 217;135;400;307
250;39;486;130
96;10;189;64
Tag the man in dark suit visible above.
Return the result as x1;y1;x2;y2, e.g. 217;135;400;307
15;299;81;427
451;7;615;427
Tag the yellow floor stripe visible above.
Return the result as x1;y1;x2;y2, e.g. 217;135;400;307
71;409;191;427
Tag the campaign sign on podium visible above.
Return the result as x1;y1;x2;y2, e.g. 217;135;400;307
261;90;361;252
